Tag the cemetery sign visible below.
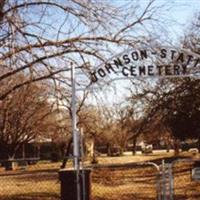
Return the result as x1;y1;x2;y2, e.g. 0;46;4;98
90;48;200;83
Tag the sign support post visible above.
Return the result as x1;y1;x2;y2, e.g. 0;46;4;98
71;63;81;200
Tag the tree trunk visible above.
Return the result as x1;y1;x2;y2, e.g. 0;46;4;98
91;140;98;164
59;142;67;158
198;137;200;153
0;147;9;159
166;146;170;153
166;141;170;153
0;0;5;22
119;147;124;156
132;138;137;155
174;139;180;156
22;143;25;159
36;144;40;158
0;143;16;160
60;138;73;169
106;143;111;156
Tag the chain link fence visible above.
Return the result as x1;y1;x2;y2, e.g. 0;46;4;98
0;159;161;200
2;158;200;200
172;159;200;200
0;161;60;200
91;162;160;200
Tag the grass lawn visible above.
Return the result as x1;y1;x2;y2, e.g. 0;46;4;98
0;152;199;200
96;151;175;164
0;162;61;200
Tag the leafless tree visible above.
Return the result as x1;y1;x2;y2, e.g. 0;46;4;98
0;0;171;162
0;75;62;159
0;0;166;100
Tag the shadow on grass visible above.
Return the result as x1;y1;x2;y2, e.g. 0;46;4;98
0;168;60;184
0;168;59;177
174;194;200;200
145;155;191;165
0;192;60;200
92;193;155;200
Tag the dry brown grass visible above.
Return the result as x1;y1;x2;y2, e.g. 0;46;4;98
173;162;200;200
91;152;200;200
0;152;199;200
97;151;175;165
0;161;61;200
91;166;158;200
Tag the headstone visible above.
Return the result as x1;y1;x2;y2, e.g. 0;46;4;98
192;161;200;181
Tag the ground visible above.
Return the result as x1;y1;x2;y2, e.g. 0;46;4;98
0;151;199;200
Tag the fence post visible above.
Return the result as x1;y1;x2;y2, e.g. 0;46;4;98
161;160;166;200
80;128;86;200
143;162;161;200
157;170;162;200
169;163;174;200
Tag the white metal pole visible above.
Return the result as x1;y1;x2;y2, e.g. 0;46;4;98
71;63;81;200
71;63;79;170
162;159;166;200
80;128;86;200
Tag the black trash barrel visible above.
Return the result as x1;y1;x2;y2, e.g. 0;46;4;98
59;169;91;200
